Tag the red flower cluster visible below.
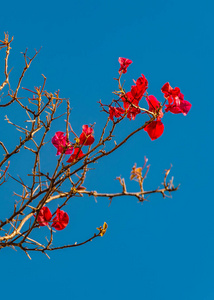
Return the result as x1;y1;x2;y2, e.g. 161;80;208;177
161;82;192;115
47;57;192;239
122;74;148;120
52;132;73;155
37;207;69;231
107;57;192;140
118;57;132;74
109;73;149;121
52;125;95;164
52;59;192;151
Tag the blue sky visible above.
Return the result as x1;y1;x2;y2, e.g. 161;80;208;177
0;0;213;299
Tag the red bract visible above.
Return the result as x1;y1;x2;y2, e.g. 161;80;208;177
161;82;180;98
161;82;192;116
120;74;148;121
121;92;141;120
126;105;141;120
109;106;125;120
118;57;132;74
52;131;73;155
67;148;84;163
131;74;148;101
79;125;95;146
144;95;164;140
122;91;137;109
146;95;163;118
165;93;192;115
37;207;52;227
144;120;164;141
52;208;69;231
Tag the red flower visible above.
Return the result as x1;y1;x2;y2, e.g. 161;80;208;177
109;106;125;120
52;131;73;155
52;208;69;231
67;148;84;163
161;82;180;98
161;82;191;116
126;106;141;120
37;207;52;226
120;74;148;121
146;95;163;118
122;91;137;109
121;92;141;120
165;93;192;115
118;57;132;74
79;125;95;146
131;74;148;101
144;120;164;141
144;95;164;140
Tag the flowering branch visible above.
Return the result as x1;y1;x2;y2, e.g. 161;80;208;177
0;36;191;257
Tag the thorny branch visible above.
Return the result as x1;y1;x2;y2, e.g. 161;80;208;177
0;34;180;258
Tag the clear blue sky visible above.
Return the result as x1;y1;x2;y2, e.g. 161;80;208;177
0;0;213;299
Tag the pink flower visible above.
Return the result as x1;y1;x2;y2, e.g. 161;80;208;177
144;95;164;140
52;208;69;231
67;148;84;163
52;132;73;155
37;207;52;226
79;125;95;146
118;57;132;74
161;82;191;116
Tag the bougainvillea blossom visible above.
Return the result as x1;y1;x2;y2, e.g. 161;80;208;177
165;93;192;115
37;207;52;226
67;148;84;163
52;131;73;155
161;82;180;98
130;74;148;101
161;82;191;116
146;95;164;118
119;74;148;121
122;91;138;109
126;105;141;120
109;106;125;120
79;125;95;146
144;95;164;140
52;208;69;231
121;92;141;120
118;57;132;74
144;120;164;141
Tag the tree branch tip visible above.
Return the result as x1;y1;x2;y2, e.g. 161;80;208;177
44;252;50;259
25;251;32;260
